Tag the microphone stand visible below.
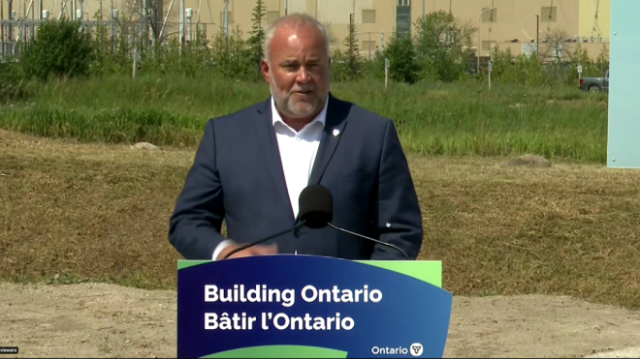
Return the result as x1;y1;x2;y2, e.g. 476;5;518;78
326;222;410;260
222;220;307;260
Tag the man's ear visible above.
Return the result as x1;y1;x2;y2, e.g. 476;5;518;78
260;59;270;83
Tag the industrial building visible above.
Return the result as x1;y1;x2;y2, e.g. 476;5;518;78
0;0;610;59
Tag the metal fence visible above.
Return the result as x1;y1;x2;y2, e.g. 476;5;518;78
0;17;217;59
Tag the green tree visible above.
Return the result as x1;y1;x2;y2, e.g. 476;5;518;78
21;18;94;81
212;25;253;80
382;31;420;84
246;0;267;79
414;11;476;82
343;13;362;80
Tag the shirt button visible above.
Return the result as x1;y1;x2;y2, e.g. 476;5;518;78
294;229;301;237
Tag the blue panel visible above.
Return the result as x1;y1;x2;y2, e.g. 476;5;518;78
607;0;640;168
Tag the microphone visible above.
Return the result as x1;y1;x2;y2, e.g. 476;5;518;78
221;185;331;260
296;184;333;228
298;185;411;261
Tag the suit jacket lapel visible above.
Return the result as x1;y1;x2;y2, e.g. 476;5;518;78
308;93;348;185
253;93;349;222
255;98;295;222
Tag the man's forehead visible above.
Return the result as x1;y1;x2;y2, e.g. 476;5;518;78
273;24;322;42
267;24;327;60
270;39;326;59
279;56;322;64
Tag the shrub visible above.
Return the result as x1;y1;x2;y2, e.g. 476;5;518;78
20;17;94;81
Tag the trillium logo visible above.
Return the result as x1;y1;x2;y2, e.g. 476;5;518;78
370;342;425;357
409;343;424;357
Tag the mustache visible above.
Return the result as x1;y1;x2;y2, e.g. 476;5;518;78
289;88;316;94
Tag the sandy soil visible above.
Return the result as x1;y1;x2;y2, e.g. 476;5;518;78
1;282;639;358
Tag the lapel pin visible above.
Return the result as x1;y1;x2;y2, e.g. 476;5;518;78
332;129;340;137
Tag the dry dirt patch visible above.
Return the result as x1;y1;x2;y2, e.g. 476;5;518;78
2;130;640;357
1;282;640;358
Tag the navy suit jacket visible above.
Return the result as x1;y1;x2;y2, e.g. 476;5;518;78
168;93;423;260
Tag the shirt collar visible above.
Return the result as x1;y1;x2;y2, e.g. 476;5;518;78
270;95;329;130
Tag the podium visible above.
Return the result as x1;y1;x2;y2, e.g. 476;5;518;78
177;255;452;358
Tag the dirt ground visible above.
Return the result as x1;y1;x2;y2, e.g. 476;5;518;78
3;130;640;358
2;282;639;358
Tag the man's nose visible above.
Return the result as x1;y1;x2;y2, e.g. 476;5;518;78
295;67;311;82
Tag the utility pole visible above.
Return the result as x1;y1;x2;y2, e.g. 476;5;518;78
179;0;184;47
223;0;229;40
1;0;5;54
477;7;495;75
8;0;13;48
536;15;539;56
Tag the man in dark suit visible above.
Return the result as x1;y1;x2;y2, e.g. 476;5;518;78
168;13;423;261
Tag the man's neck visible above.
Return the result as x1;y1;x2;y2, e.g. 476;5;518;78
271;94;329;132
279;112;320;132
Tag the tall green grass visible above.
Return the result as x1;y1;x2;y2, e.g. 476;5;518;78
0;74;608;162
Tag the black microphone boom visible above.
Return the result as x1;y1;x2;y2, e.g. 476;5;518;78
221;221;306;260
299;184;411;260
327;222;410;260
222;185;333;260
222;184;410;260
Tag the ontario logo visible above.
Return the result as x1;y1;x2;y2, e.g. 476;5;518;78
371;343;424;357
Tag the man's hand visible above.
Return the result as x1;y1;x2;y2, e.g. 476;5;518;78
216;243;278;260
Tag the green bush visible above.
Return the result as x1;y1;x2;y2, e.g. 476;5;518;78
0;62;30;103
20;18;94;81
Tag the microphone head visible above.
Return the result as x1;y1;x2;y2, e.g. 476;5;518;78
297;185;333;229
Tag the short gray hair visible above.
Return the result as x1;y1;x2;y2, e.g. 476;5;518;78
263;13;330;61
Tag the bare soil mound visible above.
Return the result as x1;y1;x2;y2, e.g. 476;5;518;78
2;282;639;358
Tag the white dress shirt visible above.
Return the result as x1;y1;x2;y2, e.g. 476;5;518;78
212;96;329;260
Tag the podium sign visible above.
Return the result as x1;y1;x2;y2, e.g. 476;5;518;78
177;255;452;358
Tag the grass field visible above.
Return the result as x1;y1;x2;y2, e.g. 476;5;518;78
2;124;640;310
2;75;638;313
1;75;608;162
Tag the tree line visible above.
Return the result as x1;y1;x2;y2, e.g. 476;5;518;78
1;0;609;88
